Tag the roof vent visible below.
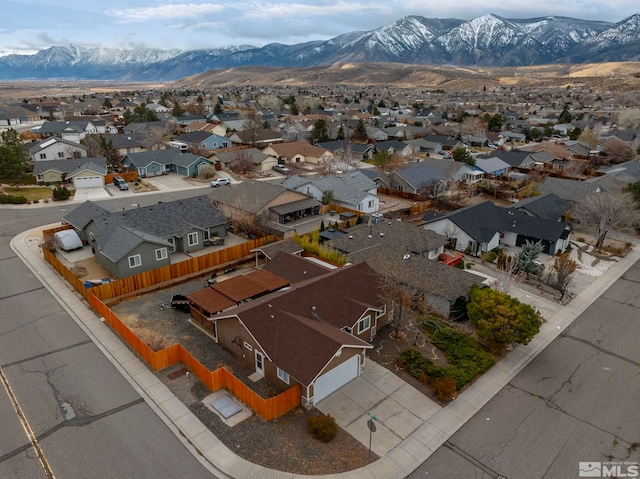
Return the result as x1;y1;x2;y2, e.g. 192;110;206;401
311;306;317;314
380;233;384;237
348;235;353;239
403;253;411;260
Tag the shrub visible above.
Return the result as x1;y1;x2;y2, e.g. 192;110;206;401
419;318;494;390
0;194;28;204
308;414;338;443
431;376;457;402
52;186;71;201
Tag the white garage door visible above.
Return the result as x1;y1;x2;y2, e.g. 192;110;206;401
75;176;103;188
314;355;359;404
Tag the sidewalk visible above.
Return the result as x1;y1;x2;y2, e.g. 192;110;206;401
10;227;640;479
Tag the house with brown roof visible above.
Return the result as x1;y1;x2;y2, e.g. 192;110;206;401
261;141;333;167
189;258;389;407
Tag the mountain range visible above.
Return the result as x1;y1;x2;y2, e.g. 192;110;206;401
0;13;639;82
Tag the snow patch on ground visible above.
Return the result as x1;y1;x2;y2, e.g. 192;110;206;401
568;242;614;277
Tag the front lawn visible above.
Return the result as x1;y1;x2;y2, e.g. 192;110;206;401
0;186;58;201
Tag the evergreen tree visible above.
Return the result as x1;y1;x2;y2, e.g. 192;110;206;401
452;146;475;166
515;240;543;277
312;119;330;142
353;119;368;140
0;129;30;186
467;286;542;353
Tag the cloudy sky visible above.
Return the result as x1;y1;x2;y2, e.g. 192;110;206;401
1;0;637;55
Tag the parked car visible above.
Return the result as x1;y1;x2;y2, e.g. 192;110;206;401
210;177;232;187
113;176;129;190
272;164;290;174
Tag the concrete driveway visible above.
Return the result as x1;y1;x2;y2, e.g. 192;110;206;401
73;186;111;201
316;360;441;457
143;173;210;191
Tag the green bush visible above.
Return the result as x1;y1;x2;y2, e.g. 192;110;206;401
419;318;495;390
397;349;446;380
308;414;338;443
0;194;28;204
52;186;71;201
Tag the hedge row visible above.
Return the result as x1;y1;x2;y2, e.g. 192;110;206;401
0;194;28;204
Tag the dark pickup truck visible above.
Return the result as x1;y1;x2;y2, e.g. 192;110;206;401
170;294;191;312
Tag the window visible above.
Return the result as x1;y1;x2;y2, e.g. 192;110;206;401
188;232;198;246
368;200;375;208
376;305;386;318
277;368;290;384
357;316;370;334
57;152;65;158
357;204;363;211
128;254;142;268
39;153;46;159
167;237;176;253
244;342;253;351
155;247;168;261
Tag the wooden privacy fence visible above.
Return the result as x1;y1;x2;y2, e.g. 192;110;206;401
43;247;92;301
89;293;301;420
89;236;275;301
40;228;299;419
104;171;139;184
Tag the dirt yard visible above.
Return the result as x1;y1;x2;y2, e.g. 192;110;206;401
108;277;379;474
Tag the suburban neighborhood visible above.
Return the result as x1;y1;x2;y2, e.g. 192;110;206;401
1;75;640;478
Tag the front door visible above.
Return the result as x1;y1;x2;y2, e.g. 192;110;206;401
255;350;265;376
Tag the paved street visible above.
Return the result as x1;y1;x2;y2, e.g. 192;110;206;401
410;260;640;479
0;196;218;478
2;187;640;479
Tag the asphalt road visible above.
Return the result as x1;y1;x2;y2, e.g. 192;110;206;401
0;191;218;479
410;259;640;479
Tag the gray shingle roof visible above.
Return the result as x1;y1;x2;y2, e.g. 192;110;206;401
123;149;209;168
348;248;482;303
331;221;448;256
67;196;226;261
283;171;377;206
33;157;107;176
63;201;114;231
509;193;571;221
423;200;569;244
393;162;447;189
208;179;290;214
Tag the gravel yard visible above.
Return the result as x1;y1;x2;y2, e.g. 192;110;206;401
109;274;379;474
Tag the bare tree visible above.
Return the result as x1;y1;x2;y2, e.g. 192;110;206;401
492;256;522;294
242;109;261;147
459;116;488;137
553;252;577;302
229;149;254;175
81;134;105;157
573;191;639;252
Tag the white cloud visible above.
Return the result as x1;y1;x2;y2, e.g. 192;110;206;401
109;3;225;23
242;1;390;19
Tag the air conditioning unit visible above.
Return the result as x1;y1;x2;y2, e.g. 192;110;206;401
370;326;377;339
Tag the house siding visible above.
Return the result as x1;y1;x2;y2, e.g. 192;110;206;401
40;170;64;184
97;241;169;278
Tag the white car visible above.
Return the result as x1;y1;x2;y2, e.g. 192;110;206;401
210;178;232;187
273;164;290;174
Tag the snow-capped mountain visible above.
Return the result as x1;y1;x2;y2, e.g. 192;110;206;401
562;14;640;62
0;13;636;81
